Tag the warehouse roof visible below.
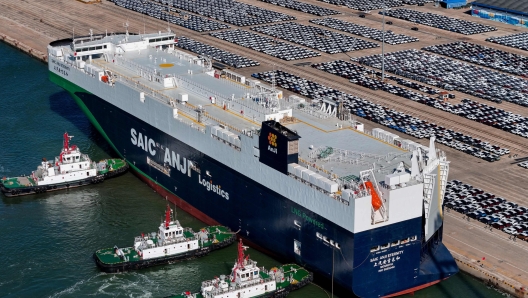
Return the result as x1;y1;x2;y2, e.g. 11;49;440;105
472;0;528;17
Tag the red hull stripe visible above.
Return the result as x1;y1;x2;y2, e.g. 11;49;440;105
383;278;446;297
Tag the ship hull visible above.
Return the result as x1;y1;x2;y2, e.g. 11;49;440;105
0;159;128;197
50;72;458;297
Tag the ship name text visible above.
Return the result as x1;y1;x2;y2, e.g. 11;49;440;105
370;250;404;272
51;59;70;76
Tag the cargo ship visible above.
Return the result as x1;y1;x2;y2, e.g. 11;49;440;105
94;204;235;273
0;132;128;197
47;28;458;297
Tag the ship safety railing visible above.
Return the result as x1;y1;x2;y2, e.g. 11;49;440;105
115;74;206;134
211;134;242;152
286;172;350;206
114;55;159;81
205;277;275;296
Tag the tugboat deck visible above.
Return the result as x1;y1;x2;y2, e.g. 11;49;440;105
94;225;233;265
1;177;36;188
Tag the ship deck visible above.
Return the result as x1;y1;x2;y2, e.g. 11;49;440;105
87;46;409;180
1;177;36;189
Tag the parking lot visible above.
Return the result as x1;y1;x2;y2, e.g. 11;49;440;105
209;29;321;61
251;22;379;53
423;41;528;77
314;59;528;141
259;0;340;16
382;8;497;35
487;32;528;52
176;36;259;68
111;0;230;32
358;49;528;107
317;0;432;11
310;17;419;45
445;180;528;242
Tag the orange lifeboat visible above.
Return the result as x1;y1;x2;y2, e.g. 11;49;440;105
363;181;383;211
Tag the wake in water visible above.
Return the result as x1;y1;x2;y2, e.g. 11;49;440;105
49;272;158;298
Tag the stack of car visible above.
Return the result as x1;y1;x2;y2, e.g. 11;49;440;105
317;0;432;11
259;0;340;16
251;22;379;54
176;36;259;68
209;29;320;61
313;59;528;142
381;8;496;35
161;0;296;26
358;49;528;107
310;18;419;45
111;0;230;32
423;41;528;77
487;32;528;52
445;180;528;241
252;70;505;162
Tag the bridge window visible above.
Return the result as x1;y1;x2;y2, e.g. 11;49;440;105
370;245;380;252
410;235;417;241
391;240;400;247
381;243;390;249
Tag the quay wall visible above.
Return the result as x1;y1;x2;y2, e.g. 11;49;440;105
451;251;527;298
0;33;47;63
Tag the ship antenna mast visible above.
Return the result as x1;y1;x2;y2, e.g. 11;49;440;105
231;239;249;282
124;21;129;42
165;204;171;229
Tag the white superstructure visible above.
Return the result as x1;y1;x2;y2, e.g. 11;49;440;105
32;133;98;186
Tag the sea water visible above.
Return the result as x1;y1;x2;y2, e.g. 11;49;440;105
0;42;505;298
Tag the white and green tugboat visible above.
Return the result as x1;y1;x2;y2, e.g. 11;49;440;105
0;132;128;197
94;205;236;273
168;240;313;298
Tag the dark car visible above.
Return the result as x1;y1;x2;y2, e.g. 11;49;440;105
359;14;365;18
386;21;393;25
411;27;419;31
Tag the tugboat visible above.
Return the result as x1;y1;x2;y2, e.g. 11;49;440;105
0;133;128;197
93;205;236;273
168;240;313;298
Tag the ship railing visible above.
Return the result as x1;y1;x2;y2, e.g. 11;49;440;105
287;173;349;206
206;277;274;295
115;75;206;134
114;55;159;79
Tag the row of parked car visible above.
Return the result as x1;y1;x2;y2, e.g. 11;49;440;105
176;37;259;68
318;0;431;11
252;70;505;162
259;0;340;16
315;58;528;143
111;0;230;32
209;29;320;61
310;17;419;45
445;180;528;241
311;60;508;161
251;22;379;54
487;32;528;52
358;49;528;107
381;8;496;35
423;41;528;78
159;0;296;26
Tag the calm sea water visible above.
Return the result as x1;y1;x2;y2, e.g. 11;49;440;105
0;42;506;298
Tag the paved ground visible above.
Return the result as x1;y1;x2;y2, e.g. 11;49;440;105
0;0;527;288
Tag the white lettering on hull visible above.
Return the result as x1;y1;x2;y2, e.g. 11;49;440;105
132;127;231;200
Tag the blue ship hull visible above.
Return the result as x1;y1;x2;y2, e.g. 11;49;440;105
51;73;458;297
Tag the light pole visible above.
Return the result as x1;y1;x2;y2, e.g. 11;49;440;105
382;0;385;82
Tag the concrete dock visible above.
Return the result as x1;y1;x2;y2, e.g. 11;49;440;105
0;0;527;296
